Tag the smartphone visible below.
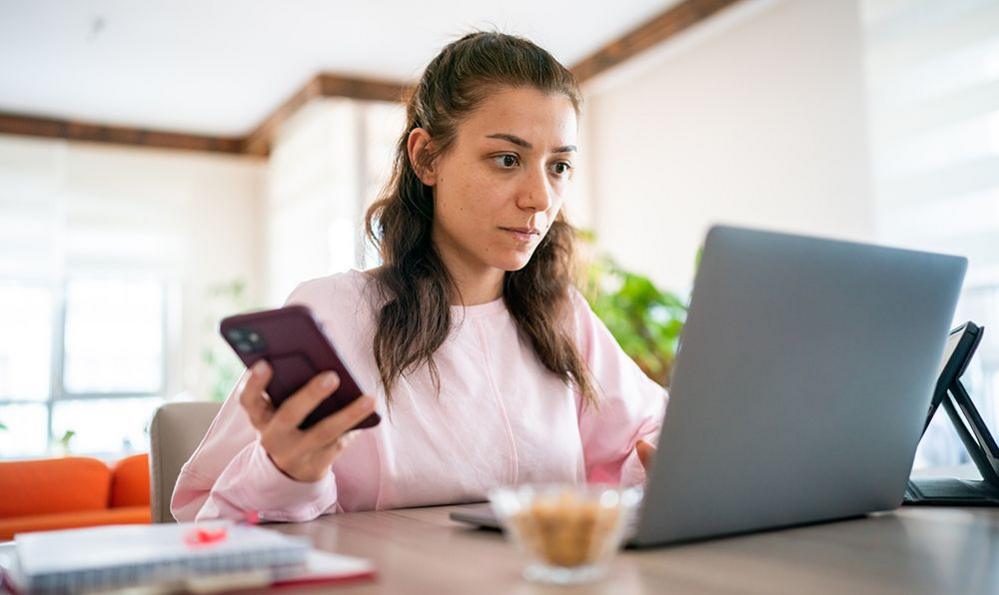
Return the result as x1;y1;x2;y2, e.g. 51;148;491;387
219;305;380;430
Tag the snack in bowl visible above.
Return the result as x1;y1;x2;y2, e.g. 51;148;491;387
488;483;642;584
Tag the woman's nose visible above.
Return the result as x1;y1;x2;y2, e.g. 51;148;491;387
518;167;553;212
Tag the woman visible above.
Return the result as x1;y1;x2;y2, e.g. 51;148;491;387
173;32;666;523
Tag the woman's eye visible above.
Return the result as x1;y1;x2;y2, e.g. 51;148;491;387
494;154;519;168
550;161;572;176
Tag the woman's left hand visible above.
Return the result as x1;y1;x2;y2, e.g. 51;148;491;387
636;440;656;471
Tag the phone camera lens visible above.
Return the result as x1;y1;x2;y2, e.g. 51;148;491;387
227;329;244;342
236;341;253;353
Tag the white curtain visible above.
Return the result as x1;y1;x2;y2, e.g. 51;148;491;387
862;0;999;467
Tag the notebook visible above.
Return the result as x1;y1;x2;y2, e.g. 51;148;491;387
0;538;376;594
272;549;377;588
7;522;310;593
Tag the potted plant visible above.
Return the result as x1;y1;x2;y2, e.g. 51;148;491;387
54;429;75;457
577;231;688;388
201;279;255;402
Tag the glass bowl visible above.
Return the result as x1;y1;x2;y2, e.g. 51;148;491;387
488;483;643;585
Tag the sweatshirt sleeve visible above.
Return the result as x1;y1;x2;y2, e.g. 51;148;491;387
170;283;341;523
570;289;668;487
169;370;340;522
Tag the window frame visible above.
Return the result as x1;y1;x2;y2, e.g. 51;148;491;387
0;276;170;458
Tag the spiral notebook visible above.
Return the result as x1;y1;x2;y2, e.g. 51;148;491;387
6;522;311;593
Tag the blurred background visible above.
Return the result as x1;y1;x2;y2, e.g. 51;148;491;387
0;0;996;471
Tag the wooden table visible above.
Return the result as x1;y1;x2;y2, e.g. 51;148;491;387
269;504;999;594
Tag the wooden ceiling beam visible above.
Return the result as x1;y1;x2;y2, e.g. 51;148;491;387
317;73;410;103
0;111;244;154
571;0;744;83
241;75;324;157
242;74;411;157
0;1;743;154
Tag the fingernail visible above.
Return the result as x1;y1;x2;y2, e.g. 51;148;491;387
358;395;375;411
252;361;268;376
321;371;339;389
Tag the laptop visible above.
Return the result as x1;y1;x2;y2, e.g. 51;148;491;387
450;225;967;547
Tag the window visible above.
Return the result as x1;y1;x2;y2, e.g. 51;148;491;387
0;283;52;401
0;136;258;460
0;283;53;458
0;278;167;459
862;0;999;468
63;278;164;395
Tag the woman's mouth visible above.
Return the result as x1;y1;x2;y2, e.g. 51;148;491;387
500;227;541;242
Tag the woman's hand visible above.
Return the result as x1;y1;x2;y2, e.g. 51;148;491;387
636;440;656;472
237;361;376;483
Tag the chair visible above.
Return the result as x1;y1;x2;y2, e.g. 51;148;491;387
149;401;221;523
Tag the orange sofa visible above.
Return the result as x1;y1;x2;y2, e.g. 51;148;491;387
0;453;151;541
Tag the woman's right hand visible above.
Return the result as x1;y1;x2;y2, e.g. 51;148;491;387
237;360;375;483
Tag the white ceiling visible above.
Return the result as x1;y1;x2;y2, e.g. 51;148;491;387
0;0;678;136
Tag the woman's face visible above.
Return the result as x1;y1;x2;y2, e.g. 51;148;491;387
417;86;578;277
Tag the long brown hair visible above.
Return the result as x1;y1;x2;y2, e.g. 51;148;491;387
364;31;597;407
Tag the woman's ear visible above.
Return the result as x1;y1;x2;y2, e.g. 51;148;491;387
407;128;437;186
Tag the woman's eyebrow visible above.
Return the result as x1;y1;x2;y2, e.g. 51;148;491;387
485;133;577;154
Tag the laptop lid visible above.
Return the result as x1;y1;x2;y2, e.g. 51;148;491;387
632;225;966;547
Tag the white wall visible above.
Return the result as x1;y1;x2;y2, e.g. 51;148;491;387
579;0;875;293
267;99;363;305
266;98;405;304
0;134;266;402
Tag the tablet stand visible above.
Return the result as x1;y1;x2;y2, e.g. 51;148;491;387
906;378;999;505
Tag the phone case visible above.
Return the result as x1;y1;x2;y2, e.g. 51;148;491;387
219;305;380;430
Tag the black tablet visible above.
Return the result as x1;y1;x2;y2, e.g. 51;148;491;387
907;321;999;504
921;321;984;436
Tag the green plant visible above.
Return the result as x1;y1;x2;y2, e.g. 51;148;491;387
577;231;688;387
56;429;75;455
201;279;255;402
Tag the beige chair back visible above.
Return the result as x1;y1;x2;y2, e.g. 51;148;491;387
149;401;221;523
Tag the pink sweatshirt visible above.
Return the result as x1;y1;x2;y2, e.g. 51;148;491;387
172;270;667;522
